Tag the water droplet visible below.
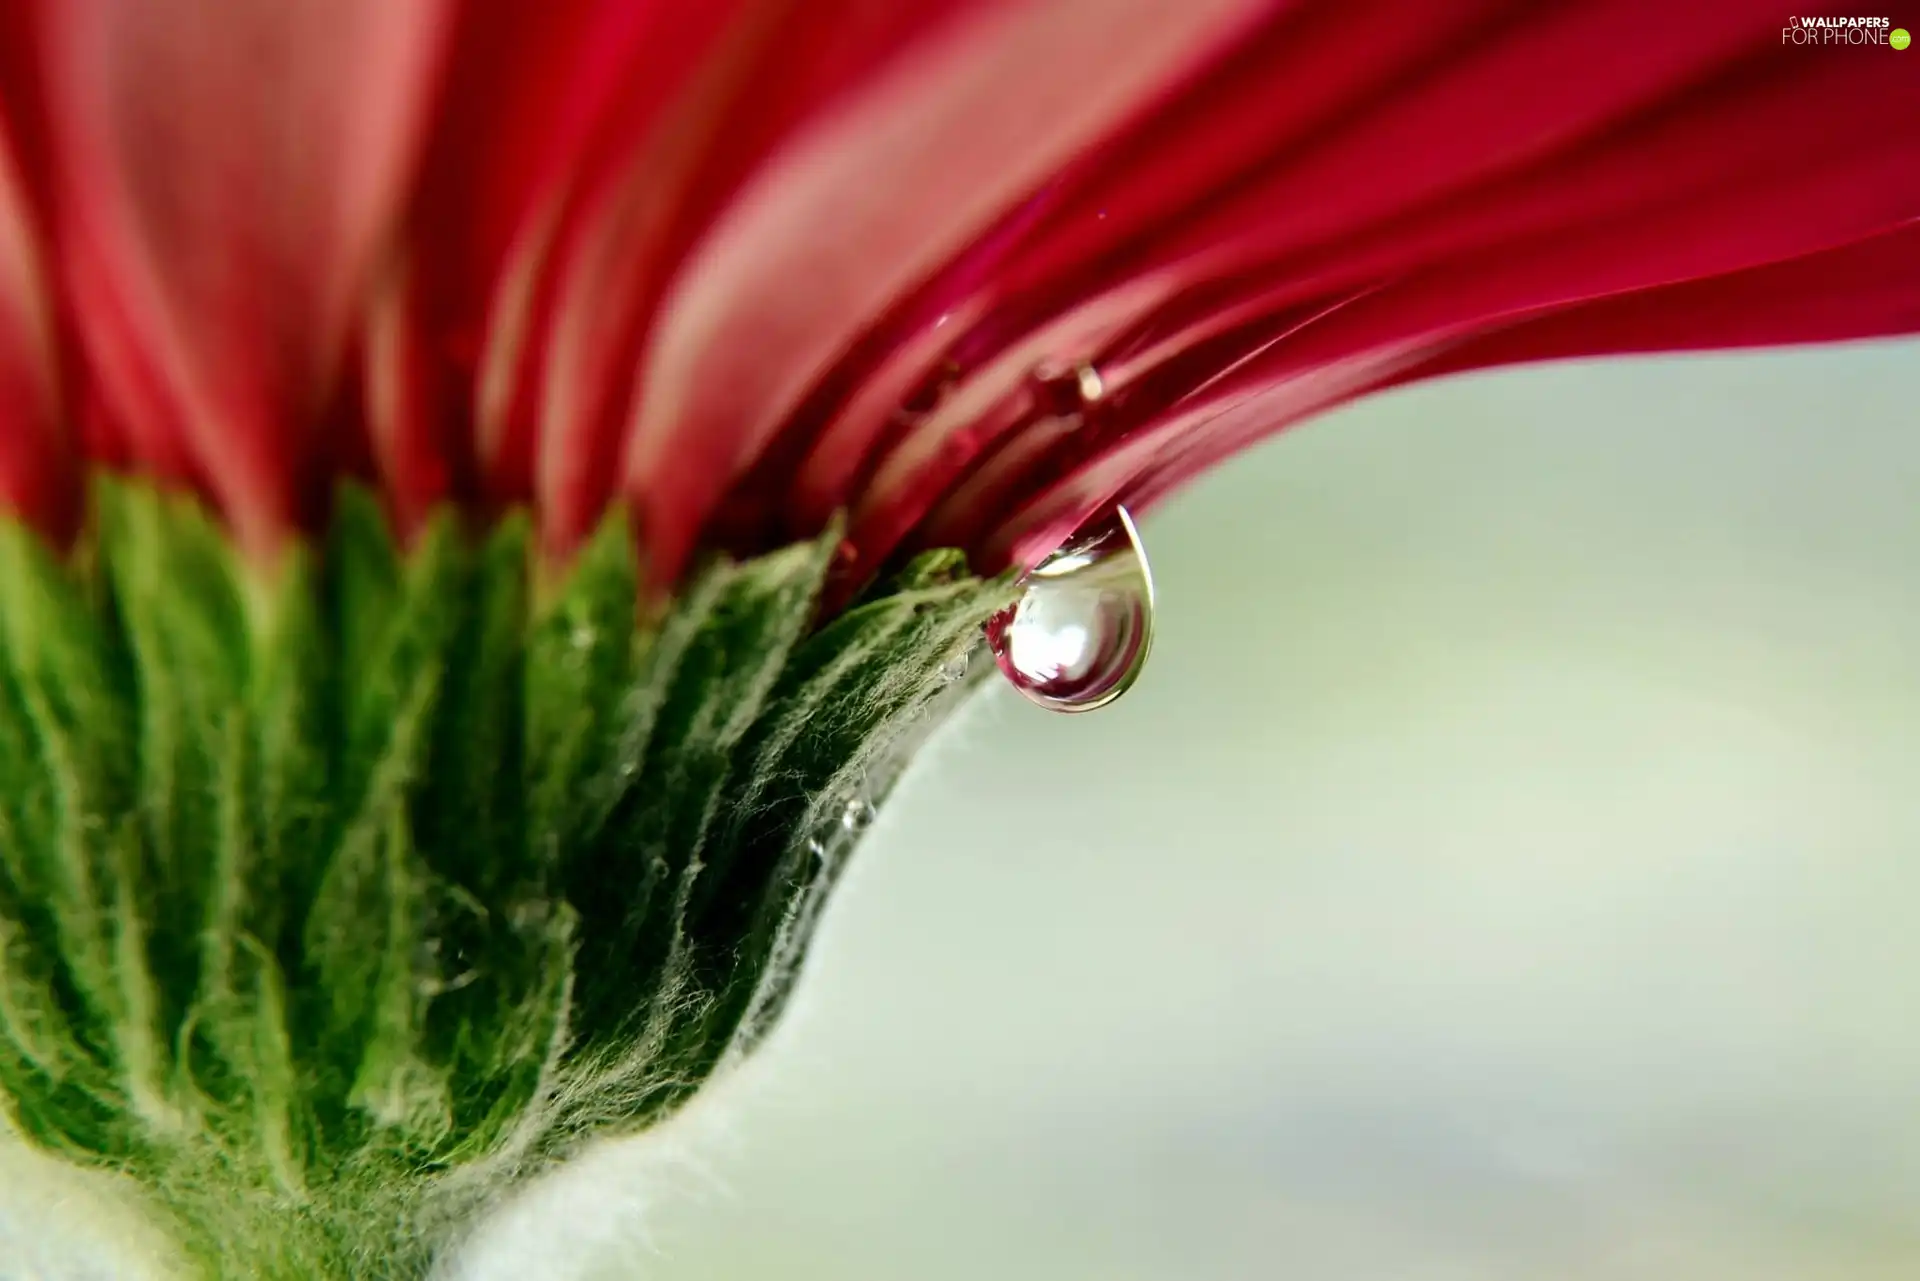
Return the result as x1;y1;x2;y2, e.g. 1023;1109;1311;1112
986;505;1155;713
1030;360;1104;418
839;796;876;835
940;646;973;683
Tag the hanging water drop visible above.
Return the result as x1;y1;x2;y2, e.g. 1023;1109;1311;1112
985;505;1155;713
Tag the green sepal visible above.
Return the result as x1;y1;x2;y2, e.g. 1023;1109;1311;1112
0;481;1012;1278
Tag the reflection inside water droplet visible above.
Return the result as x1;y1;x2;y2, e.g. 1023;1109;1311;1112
985;505;1154;713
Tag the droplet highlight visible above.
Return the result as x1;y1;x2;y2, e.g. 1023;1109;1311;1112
985;505;1155;713
838;796;876;836
1030;360;1104;418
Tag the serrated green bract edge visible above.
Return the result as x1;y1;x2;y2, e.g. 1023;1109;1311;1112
0;481;1013;1279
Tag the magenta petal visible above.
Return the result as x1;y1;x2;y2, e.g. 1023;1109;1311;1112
34;0;454;557
618;0;1266;587
0;0;1913;597
837;7;1920;577
1125;224;1920;532
1394;223;1920;379
397;0;735;518
359;259;456;539
0;118;69;536
528;0;998;565
989;219;1920;573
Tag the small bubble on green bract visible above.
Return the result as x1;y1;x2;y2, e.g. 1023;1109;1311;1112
1893;28;1911;50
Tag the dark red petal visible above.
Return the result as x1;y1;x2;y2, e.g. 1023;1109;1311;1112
0;114;70;536
529;0;1018;568
617;0;1268;586
991;2;1771;308
359;258;458;539
823;5;1920;576
391;0;740;518
1394;222;1920;374
1128;223;1920;533
33;0;454;558
400;0;994;562
993;223;1920;572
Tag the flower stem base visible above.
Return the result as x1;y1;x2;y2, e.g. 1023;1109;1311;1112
0;481;1007;1277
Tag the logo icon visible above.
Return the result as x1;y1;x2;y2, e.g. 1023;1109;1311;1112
1782;14;1903;45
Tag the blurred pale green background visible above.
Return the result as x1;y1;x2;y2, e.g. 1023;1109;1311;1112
6;341;1918;1278
450;337;1920;1280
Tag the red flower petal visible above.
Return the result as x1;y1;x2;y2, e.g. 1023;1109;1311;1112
990;222;1920;572
2;0;1915;601
0;114;70;536
405;0;996;560
617;0;1267;585
31;0;454;558
378;0;746;529
821;4;1920;574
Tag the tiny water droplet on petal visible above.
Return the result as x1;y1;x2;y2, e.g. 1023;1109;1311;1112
1030;360;1104;417
986;505;1155;714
